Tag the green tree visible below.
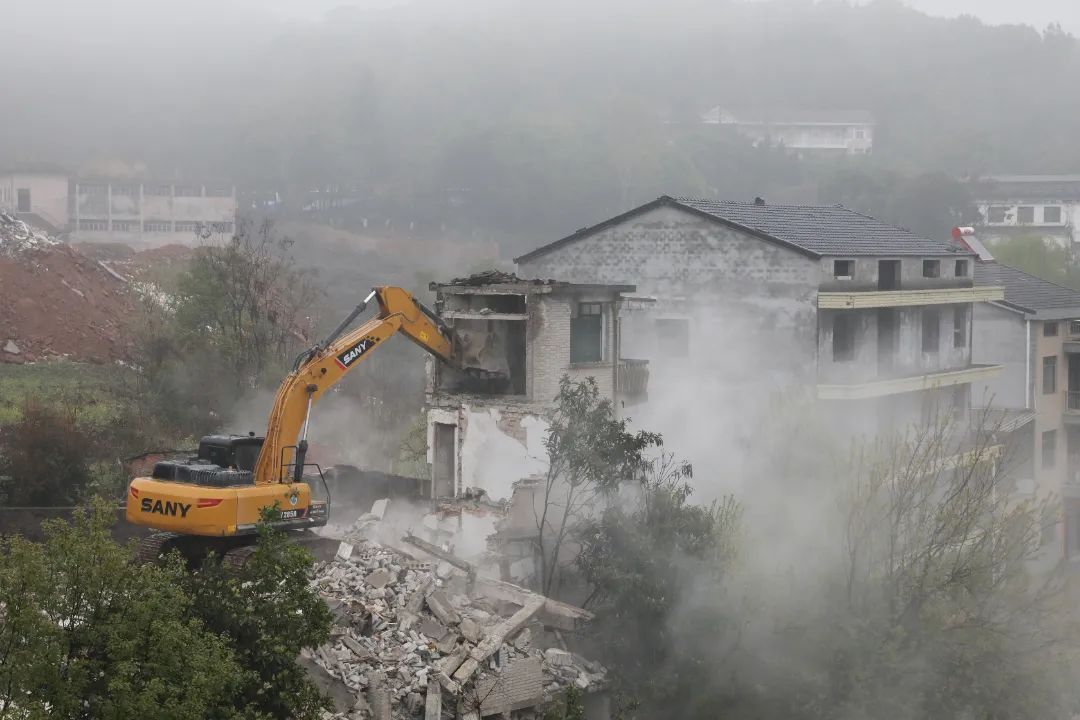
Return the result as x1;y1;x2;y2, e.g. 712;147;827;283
0;502;240;719
576;455;741;718
183;517;333;720
173;218;321;392
534;376;663;597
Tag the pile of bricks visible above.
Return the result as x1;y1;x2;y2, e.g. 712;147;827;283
308;532;606;719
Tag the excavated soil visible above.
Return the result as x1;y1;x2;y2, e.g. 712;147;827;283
0;215;146;364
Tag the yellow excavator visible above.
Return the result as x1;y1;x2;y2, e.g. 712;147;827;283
127;286;471;565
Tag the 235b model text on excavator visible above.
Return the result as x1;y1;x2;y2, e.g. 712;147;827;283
126;286;481;565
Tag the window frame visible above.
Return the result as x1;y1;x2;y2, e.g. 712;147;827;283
833;259;854;280
954;259;969;278
1045;322;1059;337
570;301;605;364
922;259;940;279
1017;205;1035;224
1043;355;1058;395
1044;206;1063;224
987;206;1009;224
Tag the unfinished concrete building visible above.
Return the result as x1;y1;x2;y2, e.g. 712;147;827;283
513;196;1007;436
424;272;647;503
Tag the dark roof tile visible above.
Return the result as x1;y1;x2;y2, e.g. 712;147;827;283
974;262;1080;314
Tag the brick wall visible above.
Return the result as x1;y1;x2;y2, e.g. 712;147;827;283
518;204;820;383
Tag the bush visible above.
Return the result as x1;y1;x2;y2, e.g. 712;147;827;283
0;398;93;506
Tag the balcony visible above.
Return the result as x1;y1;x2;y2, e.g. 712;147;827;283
616;359;649;405
817;286;1004;310
817;364;1002;400
1065;392;1080;426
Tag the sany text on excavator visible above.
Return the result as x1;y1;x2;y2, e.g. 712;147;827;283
127;286;470;564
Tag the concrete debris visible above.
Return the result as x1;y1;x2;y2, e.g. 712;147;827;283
3;340;19;355
312;534;607;719
0;213;59;256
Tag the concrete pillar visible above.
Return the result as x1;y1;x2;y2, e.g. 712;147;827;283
74;181;80;230
106;183;112;231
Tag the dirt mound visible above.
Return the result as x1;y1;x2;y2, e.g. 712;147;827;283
0;218;140;364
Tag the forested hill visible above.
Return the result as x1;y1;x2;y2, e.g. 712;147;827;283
4;0;1078;249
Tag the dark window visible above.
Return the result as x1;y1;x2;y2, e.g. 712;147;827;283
1045;322;1059;337
922;308;940;352
833;259;854;279
1043;355;1058;394
922;259;940;278
988;206;1008;223
878;260;900;290
1043;429;1057;469
955;259;968;277
953;305;968;348
1044;206;1063;223
1070;320;1080;336
1017;206;1035;224
570;302;604;364
656;318;689;358
832;314;856;362
16;188;30;212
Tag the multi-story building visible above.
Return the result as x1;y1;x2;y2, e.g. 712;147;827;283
969;235;1080;562
514;196;1004;437
701;107;874;155
0;170;237;247
424;273;647;502
969;174;1080;247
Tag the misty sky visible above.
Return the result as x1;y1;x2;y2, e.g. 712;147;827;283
17;0;1080;34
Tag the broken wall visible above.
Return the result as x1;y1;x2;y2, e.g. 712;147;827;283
427;400;548;502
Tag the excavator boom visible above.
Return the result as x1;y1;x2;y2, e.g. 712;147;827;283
126;286;460;544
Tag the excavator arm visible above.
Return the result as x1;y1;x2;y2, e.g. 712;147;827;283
253;286;457;485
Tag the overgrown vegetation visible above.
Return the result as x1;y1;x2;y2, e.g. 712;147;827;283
0;502;332;719
565;395;1080;719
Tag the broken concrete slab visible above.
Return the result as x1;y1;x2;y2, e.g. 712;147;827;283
365;568;393;589
426;589;462;625
3;340;20;355
367;670;391;720
473;656;543;717
425;678;442;720
544;648;573;667
419;618;449;641
371;498;390;519
459;617;483;643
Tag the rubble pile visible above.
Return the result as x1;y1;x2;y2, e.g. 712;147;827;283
0;213;59;256
309;532;606;719
0;217;138;364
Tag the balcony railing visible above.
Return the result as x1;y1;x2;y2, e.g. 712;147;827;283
1069;391;1080;412
617;359;649;402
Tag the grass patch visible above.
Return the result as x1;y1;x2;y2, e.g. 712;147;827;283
0;360;138;429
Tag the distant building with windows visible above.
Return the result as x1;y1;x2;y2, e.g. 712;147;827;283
0;170;237;247
701;107;874;155
969;175;1080;248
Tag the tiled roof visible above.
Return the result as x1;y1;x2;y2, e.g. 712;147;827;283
674;198;965;257
515;196;967;264
969;175;1080;201
974;262;1080;314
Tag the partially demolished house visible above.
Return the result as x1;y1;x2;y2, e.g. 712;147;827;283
425;271;647;503
514;196;1009;435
